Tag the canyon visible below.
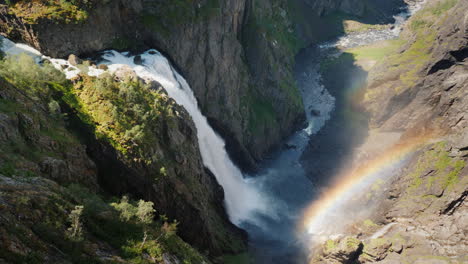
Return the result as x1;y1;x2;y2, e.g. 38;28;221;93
0;0;466;263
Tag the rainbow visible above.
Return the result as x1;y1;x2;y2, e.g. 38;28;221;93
300;131;438;238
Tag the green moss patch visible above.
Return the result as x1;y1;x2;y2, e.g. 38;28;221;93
141;0;220;36
370;0;458;94
8;0;94;24
222;253;251;264
408;142;465;194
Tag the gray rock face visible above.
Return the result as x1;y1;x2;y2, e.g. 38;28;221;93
0;73;245;256
365;0;468;136
0;78;99;190
310;1;468;263
0;0;305;170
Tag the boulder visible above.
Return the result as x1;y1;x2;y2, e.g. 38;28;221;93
113;65;137;81
68;54;82;66
97;64;108;70
133;55;144;65
320;236;363;264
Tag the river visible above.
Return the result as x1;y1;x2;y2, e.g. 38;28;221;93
0;1;422;262
242;1;425;263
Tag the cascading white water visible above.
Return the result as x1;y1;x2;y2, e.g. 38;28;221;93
97;50;272;224
0;37;271;225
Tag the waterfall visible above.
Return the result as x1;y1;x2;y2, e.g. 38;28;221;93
0;37;269;224
97;50;271;224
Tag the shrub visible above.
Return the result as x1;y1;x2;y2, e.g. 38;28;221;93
72;74;174;162
111;196;138;222
0;53;67;100
48;99;61;116
137;200;156;225
8;0;92;24
66;205;84;242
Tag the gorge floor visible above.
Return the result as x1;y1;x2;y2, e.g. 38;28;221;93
243;2;424;263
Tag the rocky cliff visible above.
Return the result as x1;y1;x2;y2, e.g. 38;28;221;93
0;54;244;262
0;0;305;170
310;0;468;262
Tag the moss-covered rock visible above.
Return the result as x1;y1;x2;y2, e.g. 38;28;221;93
362;0;466;132
0;52;245;260
0;0;306;171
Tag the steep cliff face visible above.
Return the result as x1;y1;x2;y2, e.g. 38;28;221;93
0;0;305;170
241;0;304;160
0;55;245;260
0;76;213;263
311;140;467;264
0;175;213;264
364;0;467;135
310;0;467;262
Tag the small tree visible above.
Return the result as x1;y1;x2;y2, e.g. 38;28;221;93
137;200;155;224
111;196;137;222
158;215;178;240
137;200;155;249
66;205;84;242
48;99;61;117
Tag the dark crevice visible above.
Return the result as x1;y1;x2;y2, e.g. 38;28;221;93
450;47;468;62
428;47;468;74
441;190;467;215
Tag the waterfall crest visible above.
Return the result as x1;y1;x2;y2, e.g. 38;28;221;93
0;38;270;224
99;50;271;224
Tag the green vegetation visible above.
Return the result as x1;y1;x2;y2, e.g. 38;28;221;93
0;162;16;177
223;253;251;264
110;37;135;51
408;142;465;193
280;73;303;108
70;74;175;162
240;0;304;138
347;40;402;63
377;0;457;94
141;0;220;35
345;237;361;249
66;205;85;242
360;0;459;103
363;219;378;227
0;49;238;262
245;1;301;55
242;88;277;135
429;0;458;16
0;53;67;98
7;0;94;24
0;178;209;263
343;20;388;33
0;54;174;175
0;53;84;173
325;239;337;251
